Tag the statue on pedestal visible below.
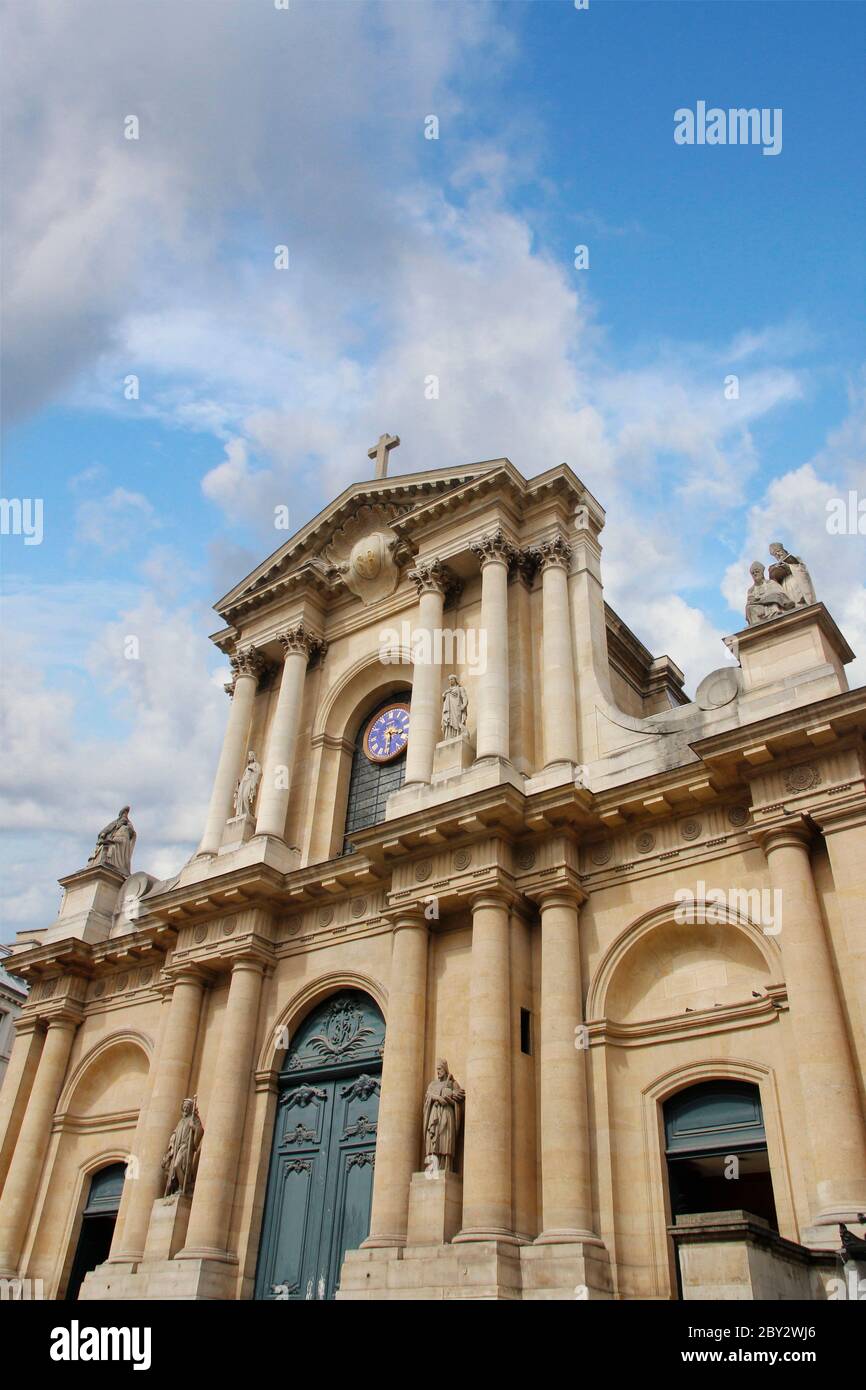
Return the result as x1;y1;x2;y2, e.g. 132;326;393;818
87;806;136;876
768;542;816;608
440;675;468;741
745;562;795;627
161;1097;204;1198
422;1059;464;1175
234;750;261;817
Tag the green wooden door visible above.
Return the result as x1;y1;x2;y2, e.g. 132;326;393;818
255;992;385;1301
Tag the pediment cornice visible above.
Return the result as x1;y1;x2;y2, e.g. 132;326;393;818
213;459;604;630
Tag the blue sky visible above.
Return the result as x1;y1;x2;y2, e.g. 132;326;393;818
2;0;865;938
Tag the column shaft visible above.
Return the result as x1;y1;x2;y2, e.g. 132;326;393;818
255;639;309;838
404;575;445;786
457;892;513;1241
364;915;429;1246
475;556;510;761
0;1017;78;1276
540;540;579;767
182;959;265;1259
199;651;262;855
816;815;866;1078
0;1022;43;1194
536;890;596;1241
762;827;866;1222
109;971;205;1262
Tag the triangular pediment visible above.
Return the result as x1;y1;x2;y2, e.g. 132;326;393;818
214;460;510;624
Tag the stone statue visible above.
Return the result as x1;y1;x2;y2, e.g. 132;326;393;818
422;1059;464;1175
234;750;261;817
440;674;468;740
745;562;796;627
161;1097;204;1198
87;806;136;876
768;542;816;608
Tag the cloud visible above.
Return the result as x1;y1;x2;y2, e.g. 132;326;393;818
75;487;160;554
0;577;229;940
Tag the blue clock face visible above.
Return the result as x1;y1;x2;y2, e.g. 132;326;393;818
364;704;410;763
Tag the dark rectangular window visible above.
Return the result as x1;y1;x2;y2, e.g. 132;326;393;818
520;1007;532;1056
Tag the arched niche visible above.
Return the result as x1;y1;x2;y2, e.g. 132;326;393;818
59;1032;152;1120
587;901;782;1025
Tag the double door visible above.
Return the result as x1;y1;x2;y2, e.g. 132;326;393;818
255;1066;380;1300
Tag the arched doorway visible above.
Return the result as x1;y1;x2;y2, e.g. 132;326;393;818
254;991;386;1301
664;1080;778;1229
65;1163;127;1300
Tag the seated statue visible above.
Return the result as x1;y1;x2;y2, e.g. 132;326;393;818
745;562;795;627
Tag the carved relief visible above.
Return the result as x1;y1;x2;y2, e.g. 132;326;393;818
340;1074;380;1102
783;763;821;793
280;1084;327;1108
322;504;410;606
306;998;376;1061
679;818;702;842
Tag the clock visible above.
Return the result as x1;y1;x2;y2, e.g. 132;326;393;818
363;703;410;763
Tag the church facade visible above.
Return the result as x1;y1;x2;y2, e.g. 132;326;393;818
1;455;864;1301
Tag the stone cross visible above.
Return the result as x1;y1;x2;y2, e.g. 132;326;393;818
367;432;400;479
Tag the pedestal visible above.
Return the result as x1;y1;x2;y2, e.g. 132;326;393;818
723;603;853;713
406;1171;462;1245
143;1193;192;1261
432;733;474;783
219;813;255;854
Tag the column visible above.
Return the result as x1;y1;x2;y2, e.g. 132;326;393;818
456;890;514;1241
403;562;447;786
538;534;579;768
0;1020;44;1193
181;956;266;1260
535;886;597;1241
0;1013;79;1277
364;912;430;1246
812;806;866;1077
756;821;866;1222
198;647;265;855
470;527;514;762
255;625;323;840
109;969;206;1263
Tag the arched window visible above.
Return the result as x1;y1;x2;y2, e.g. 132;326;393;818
663;1080;778;1230
342;694;410;853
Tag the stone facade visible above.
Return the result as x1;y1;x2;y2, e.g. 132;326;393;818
0;458;864;1301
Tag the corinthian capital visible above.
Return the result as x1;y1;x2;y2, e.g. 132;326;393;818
470;526;517;568
227;646;266;692
280;623;328;664
408;559;458;599
537;533;573;572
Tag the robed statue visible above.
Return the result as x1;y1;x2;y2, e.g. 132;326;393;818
423;1059;464;1175
234;750;261;817
768;542;816;608
162;1097;204;1198
441;675;468;741
745;562;795;627
87;806;136;876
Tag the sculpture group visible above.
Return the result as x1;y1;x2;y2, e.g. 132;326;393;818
745;542;815;626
